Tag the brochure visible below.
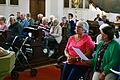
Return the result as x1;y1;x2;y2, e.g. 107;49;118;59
72;46;89;60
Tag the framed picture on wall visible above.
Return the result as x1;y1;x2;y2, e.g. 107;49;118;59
0;0;6;4
10;0;18;5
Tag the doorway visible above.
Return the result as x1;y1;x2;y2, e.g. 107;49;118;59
30;0;45;20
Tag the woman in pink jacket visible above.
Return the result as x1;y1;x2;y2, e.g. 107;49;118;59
61;20;95;80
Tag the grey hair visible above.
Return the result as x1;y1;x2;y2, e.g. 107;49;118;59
53;18;59;26
42;17;48;23
76;20;89;34
37;13;43;17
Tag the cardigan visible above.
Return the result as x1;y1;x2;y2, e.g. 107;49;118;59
92;40;120;75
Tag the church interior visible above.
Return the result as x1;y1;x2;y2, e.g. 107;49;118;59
0;0;120;80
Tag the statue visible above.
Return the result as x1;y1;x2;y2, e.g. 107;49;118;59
72;0;80;8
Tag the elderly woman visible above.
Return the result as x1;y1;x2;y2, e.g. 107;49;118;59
84;26;120;80
61;20;95;80
35;13;44;25
92;26;120;80
48;15;55;28
43;18;62;57
60;16;71;41
0;16;8;31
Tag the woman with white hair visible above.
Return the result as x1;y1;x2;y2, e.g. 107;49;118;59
61;20;95;80
48;15;55;28
43;18;62;57
35;13;44;25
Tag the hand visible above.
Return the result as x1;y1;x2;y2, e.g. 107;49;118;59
67;57;76;64
81;59;92;65
99;72;105;80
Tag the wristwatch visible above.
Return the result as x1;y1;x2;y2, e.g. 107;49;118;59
76;58;79;62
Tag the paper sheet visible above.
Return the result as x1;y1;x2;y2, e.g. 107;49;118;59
72;46;89;60
110;68;120;75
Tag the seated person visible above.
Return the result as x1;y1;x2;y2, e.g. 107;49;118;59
38;17;49;35
61;20;95;80
60;16;70;41
0;16;8;31
8;16;23;38
0;16;8;42
84;26;120;80
7;16;24;51
43;18;62;57
96;23;109;44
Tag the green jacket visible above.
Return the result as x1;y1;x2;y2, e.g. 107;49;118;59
92;40;120;75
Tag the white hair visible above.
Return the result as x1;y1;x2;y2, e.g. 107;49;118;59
37;13;43;17
76;20;89;34
42;17;48;23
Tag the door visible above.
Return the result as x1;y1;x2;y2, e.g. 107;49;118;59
30;0;45;20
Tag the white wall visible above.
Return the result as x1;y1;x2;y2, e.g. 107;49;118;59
46;0;64;21
46;1;120;22
45;0;101;21
0;0;29;19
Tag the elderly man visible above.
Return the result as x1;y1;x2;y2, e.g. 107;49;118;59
8;16;23;38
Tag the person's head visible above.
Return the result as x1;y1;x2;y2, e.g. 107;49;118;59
68;13;73;20
97;14;100;17
37;13;43;20
0;16;6;24
62;16;67;23
49;15;55;21
42;17;48;25
101;26;115;42
116;16;120;21
9;16;17;24
20;13;26;20
26;13;31;19
75;20;89;34
75;20;88;35
102;15;107;20
53;18;59;26
17;12;20;17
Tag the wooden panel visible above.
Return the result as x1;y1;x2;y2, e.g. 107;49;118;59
30;0;45;20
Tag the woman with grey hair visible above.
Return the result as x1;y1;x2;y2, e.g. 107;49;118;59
76;20;89;34
43;18;62;57
61;20;95;80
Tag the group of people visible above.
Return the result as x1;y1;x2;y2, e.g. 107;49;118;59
61;14;120;80
0;12;120;80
